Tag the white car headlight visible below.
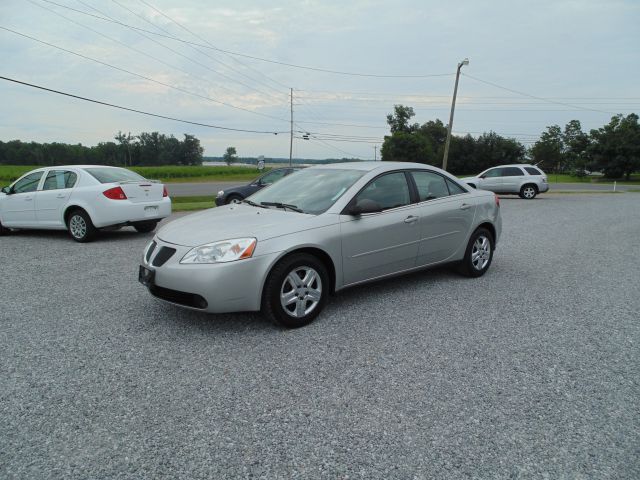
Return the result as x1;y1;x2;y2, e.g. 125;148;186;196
217;190;224;197
180;238;256;264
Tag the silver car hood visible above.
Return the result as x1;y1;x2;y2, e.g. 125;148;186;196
157;204;329;247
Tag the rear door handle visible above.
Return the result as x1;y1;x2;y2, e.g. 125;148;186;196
460;203;471;210
56;194;66;199
404;215;419;224
24;197;33;201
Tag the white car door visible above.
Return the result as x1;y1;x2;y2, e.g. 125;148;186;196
500;166;526;193
409;171;477;265
35;169;78;227
340;171;420;286
2;171;44;227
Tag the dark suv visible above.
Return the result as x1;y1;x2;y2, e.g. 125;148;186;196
215;167;300;206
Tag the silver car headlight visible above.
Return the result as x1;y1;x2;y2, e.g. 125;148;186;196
217;190;224;197
180;238;257;264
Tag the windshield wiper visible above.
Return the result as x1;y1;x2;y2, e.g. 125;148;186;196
260;202;304;213
241;199;268;208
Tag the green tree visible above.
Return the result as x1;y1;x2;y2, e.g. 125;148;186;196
114;131;133;167
589;114;640;179
562;120;590;176
386;105;419;134
529;125;564;172
223;146;238;166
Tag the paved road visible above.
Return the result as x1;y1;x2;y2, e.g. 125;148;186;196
166;180;637;197
1;195;639;478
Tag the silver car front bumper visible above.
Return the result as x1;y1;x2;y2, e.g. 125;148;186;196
140;237;280;313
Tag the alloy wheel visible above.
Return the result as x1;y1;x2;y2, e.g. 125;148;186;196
523;186;536;199
69;214;87;239
471;235;491;271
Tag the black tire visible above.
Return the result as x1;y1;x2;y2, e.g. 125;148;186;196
458;227;495;278
66;209;97;243
519;184;538;199
225;194;243;205
262;253;329;328
133;220;159;233
0;220;8;236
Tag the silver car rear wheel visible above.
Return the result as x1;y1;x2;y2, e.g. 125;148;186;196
458;227;494;278
280;266;323;318
520;184;537;199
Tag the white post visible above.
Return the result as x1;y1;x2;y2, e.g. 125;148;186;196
614;181;617;192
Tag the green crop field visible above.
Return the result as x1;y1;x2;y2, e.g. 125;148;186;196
171;195;216;212
0;165;266;184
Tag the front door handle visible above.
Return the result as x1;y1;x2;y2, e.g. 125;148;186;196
460;203;471;210
404;215;419;224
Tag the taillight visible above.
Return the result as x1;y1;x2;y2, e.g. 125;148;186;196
495;193;500;207
103;186;127;200
163;186;168;197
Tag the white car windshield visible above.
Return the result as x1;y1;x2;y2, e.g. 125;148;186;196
249;168;365;214
85;167;146;184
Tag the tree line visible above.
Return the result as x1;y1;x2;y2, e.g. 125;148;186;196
381;105;640;178
0;131;204;167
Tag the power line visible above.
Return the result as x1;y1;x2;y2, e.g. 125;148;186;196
461;73;615;115
137;0;291;94
109;0;288;105
0;25;289;123
0;75;286;134
36;0;455;79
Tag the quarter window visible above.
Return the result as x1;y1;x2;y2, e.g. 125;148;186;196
524;167;543;176
12;171;43;193
42;170;77;190
446;178;467;195
355;172;411;211
411;171;450;201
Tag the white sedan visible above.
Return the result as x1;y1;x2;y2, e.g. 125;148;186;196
0;165;171;242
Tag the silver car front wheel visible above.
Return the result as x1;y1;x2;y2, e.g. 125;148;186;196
280;266;323;318
262;253;329;328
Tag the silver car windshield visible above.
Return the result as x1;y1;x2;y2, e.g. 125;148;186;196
249;168;365;214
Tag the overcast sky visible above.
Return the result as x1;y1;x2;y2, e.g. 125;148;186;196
1;0;638;159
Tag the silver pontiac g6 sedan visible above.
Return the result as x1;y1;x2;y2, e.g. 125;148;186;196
139;162;502;328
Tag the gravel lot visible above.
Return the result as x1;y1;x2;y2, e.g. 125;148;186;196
1;194;639;479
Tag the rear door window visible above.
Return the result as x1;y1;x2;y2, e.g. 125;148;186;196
501;167;525;176
446;178;467;195
411;171;450;201
42;170;78;190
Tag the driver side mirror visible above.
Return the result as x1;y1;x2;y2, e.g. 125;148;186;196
347;198;383;216
479;174;487;179
1;186;12;194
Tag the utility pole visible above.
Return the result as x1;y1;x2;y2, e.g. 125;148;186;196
373;145;377;161
289;87;293;167
442;58;469;171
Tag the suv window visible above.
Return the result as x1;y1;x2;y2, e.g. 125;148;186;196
259;169;288;185
13;171;43;193
501;167;525;176
43;170;78;190
524;167;543;176
356;172;410;211
411;171;450;201
483;168;503;178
